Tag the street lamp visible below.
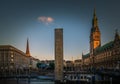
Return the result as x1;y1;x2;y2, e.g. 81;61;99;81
1;67;3;77
28;64;32;84
29;64;31;75
117;61;120;70
5;66;8;78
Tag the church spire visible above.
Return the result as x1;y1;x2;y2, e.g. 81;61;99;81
26;38;31;56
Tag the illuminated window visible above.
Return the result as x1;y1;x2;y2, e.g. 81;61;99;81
95;36;99;38
96;42;98;45
11;54;14;57
11;59;14;62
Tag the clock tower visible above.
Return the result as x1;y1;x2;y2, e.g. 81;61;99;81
90;9;101;55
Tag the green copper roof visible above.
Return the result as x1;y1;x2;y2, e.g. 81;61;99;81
83;41;114;58
95;41;113;53
82;53;90;59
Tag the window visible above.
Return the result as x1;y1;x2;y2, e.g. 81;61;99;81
11;54;14;57
70;76;73;79
95;36;99;38
74;76;76;79
11;59;14;62
84;76;86;79
81;76;83;79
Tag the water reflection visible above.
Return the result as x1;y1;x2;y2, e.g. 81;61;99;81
0;78;55;84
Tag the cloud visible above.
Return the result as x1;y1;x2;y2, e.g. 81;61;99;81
38;16;54;25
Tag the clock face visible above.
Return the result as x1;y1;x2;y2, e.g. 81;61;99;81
94;41;99;48
96;42;99;45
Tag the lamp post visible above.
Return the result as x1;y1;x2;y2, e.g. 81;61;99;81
5;66;8;79
28;64;31;84
1;67;3;78
117;61;120;70
10;65;13;77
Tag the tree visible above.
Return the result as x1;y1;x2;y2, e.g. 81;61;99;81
49;62;55;70
36;63;41;68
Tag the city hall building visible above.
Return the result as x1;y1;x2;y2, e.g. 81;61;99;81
82;9;120;70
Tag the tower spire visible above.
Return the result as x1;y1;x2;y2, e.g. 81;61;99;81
26;38;31;56
92;8;98;28
115;29;119;40
115;29;118;35
94;8;96;17
90;9;101;54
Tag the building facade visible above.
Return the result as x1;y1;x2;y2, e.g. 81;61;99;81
0;39;39;77
82;9;120;71
64;59;82;72
64;60;74;71
74;59;82;71
0;45;30;76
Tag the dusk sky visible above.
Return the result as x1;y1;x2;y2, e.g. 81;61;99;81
0;0;120;60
